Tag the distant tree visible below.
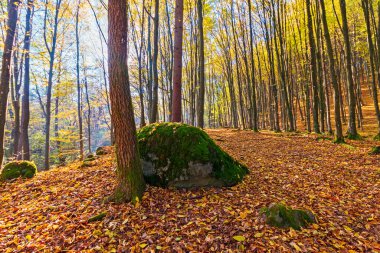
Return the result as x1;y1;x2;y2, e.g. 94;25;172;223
43;0;63;170
320;0;344;142
107;0;145;203
75;0;84;160
20;0;35;160
172;0;184;122
339;0;359;139
361;0;380;139
306;0;321;134
0;0;20;166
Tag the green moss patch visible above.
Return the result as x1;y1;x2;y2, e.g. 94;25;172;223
137;123;249;188
1;161;37;181
96;147;110;156
369;146;380;155
88;212;107;223
260;203;316;230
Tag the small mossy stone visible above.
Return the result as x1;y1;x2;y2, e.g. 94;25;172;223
88;212;107;223
369;146;380;155
80;161;94;168
137;123;249;188
260;203;316;230
1;161;37;181
86;154;95;159
96;147;109;156
84;157;96;162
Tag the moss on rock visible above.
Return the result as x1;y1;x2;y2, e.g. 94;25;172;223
96;147;110;156
1;161;37;181
260;203;316;230
137;123;249;188
369;146;380;155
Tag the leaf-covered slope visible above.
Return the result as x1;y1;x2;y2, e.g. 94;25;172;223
0;129;379;252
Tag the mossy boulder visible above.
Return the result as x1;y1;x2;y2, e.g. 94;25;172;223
1;161;37;181
260;203;316;230
137;123;249;188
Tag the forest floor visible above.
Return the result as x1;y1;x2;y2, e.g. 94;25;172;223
0;129;379;252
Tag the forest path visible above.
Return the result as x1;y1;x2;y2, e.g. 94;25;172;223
0;130;379;252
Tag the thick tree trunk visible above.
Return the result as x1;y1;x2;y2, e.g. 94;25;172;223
172;0;184;122
0;0;20;166
107;0;145;203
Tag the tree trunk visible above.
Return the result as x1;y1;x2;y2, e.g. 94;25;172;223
20;0;34;161
362;0;380;137
196;0;205;128
248;0;259;132
43;0;62;170
339;0;359;138
172;0;184;122
107;0;145;203
76;0;84;160
306;0;321;133
320;0;344;142
0;0;20;166
150;0;160;123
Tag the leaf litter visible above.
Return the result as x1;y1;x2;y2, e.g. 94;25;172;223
0;129;379;252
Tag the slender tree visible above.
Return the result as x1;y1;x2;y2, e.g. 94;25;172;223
248;0;259;132
306;0;321;133
172;0;184;122
43;0;63;170
75;0;84;159
107;0;145;203
150;0;159;123
320;0;344;142
20;0;34;160
196;0;205;128
0;0;20;166
339;0;359;138
361;0;380;139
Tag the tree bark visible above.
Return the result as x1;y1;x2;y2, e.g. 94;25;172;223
339;0;359;138
76;0;84;160
20;0;34;160
0;0;20;166
306;0;321;133
150;0;159;123
172;0;184;122
320;0;344;142
196;0;205;128
107;0;145;203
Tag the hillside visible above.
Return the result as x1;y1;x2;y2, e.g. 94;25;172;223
0;130;379;252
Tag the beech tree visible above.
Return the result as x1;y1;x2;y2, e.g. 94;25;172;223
172;0;184;122
107;0;145;203
339;0;359;139
0;0;20;166
196;0;205;128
